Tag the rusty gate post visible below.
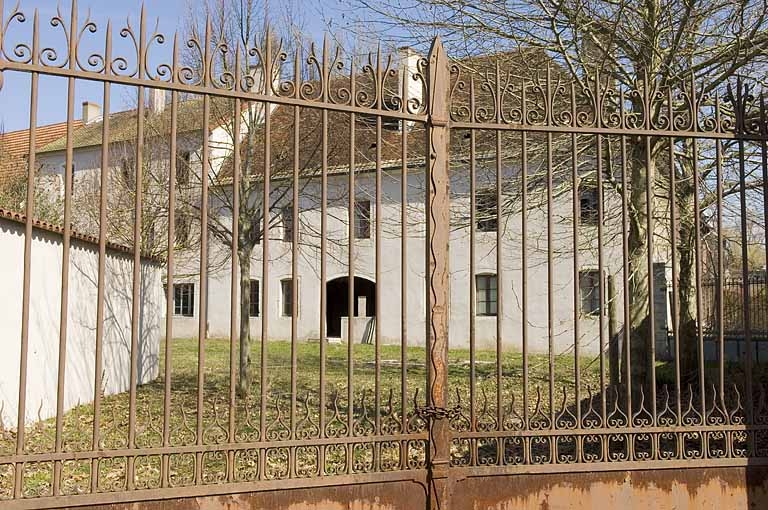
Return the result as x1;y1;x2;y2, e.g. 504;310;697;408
425;36;452;510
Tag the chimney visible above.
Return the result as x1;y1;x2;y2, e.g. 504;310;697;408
148;88;167;113
245;67;281;119
398;47;423;118
82;101;102;124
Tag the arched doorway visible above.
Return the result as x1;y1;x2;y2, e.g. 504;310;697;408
326;276;376;338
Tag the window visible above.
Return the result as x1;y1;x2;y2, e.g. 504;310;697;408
249;279;260;317
354;200;371;239
476;190;497;232
281;279;294;317
147;222;156;247
282;206;294;242
173;283;195;317
358;106;400;130
175;211;191;245
120;158;135;190
476;274;498;316
579;187;599;225
579;269;602;316
67;164;76;196
254;208;262;245
176;151;191;186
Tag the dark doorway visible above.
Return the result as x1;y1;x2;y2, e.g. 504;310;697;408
326;276;376;338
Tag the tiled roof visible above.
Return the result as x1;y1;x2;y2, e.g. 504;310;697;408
215;104;430;183
37;96;239;154
0;207;161;262
4;49;560;185
214;104;522;184
0;120;84;184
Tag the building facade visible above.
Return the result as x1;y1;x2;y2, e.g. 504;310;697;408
0;56;673;360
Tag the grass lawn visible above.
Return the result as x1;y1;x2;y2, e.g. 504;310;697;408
0;337;604;497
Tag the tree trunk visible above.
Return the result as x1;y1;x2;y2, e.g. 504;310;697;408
237;249;253;397
624;140;653;410
608;275;620;388
676;185;700;386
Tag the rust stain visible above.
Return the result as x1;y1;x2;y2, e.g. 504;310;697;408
77;467;768;510
451;467;768;510
83;480;426;510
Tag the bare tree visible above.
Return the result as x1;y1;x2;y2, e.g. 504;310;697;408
343;0;768;399
183;0;420;396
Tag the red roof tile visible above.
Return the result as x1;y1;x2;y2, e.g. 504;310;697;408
0;120;84;184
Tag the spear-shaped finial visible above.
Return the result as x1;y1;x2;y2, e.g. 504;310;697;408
30;7;40;65
103;19;111;75
68;0;78;70
203;14;212;86
171;30;178;83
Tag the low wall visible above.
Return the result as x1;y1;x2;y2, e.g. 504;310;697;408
72;466;768;510
341;316;376;343
0;215;163;425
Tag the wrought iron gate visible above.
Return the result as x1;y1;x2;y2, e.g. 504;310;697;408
1;1;768;509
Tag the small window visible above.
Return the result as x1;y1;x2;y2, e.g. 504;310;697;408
579;187;599;225
177;151;191;186
120;158;135;190
147;222;156;247
282;206;294;242
255;208;262;245
476;190;497;232
281;279;294;317
357;112;400;130
249;279;260;317
476;274;498;316
67;164;76;196
175;211;191;245
173;283;195;317
579;269;601;316
354;200;371;239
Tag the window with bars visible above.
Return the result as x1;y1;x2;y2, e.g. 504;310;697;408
175;211;191;246
120;158;135;190
249;279;260;317
282;206;294;242
476;189;498;232
354;200;371;239
173;283;195;317
476;274;498;316
176;151;191;186
579;269;602;316
281;279;294;317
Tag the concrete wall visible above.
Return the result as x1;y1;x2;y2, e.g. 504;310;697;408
0;217;163;425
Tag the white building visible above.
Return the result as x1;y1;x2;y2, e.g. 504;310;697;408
0;54;673;361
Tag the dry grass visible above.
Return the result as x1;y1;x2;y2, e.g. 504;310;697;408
0;337;603;497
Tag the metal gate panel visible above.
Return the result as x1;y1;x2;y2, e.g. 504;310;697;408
0;1;767;509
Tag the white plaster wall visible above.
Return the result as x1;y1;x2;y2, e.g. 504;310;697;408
36;146;102;197
25;107;665;361
172;162;647;356
0;218;163;426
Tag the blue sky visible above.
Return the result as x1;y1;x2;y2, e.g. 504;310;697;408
0;0;343;132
